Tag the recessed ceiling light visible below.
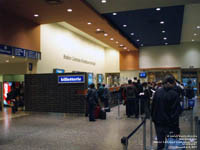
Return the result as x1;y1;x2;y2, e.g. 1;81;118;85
116;41;119;44
113;13;117;16
130;33;134;36
194;33;197;36
163;37;167;40
87;22;92;25
124;47;127;50
123;24;127;27
67;9;72;12
136;39;140;42
141;44;144;46
120;44;124;47
110;38;114;41
6;60;9;63
104;33;108;36
162;30;166;33
197;26;200;29
192;39;195;42
165;43;168;45
12;56;15;59
101;0;107;3
96;28;101;32
160;21;165;24
127;49;130;52
156;8;161;11
34;14;39;17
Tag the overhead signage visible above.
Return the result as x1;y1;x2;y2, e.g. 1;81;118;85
26;50;37;59
13;47;26;57
88;73;93;85
0;44;12;55
0;44;41;60
58;75;85;84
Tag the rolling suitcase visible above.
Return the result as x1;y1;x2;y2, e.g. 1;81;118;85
188;99;195;109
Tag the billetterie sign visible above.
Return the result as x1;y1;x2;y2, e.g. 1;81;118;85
58;75;85;83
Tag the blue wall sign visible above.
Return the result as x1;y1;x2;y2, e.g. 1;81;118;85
88;73;93;85
58;75;85;83
14;48;26;57
26;50;37;59
0;44;12;55
54;69;65;73
139;72;146;78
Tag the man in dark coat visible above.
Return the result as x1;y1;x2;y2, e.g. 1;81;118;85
86;83;98;122
151;75;182;150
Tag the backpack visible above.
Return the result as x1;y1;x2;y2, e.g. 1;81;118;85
126;86;136;98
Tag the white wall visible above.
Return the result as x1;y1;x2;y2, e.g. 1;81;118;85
104;48;120;73
139;42;200;68
37;23;120;75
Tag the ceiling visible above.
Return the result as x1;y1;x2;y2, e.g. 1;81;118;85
0;0;200;52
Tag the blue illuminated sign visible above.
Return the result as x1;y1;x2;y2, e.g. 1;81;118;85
14;48;26;57
58;75;85;83
56;69;65;73
88;73;93;85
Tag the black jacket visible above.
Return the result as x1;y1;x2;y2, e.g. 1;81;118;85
151;87;182;126
87;88;98;105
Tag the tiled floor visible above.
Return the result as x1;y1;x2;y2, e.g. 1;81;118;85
0;99;199;150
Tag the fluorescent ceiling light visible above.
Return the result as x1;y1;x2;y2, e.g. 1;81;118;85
67;9;72;12
163;37;167;40
123;24;127;27
113;13;117;16
101;0;106;3
136;39;140;42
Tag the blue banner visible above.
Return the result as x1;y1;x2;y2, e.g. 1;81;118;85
55;69;65;73
13;47;26;57
0;44;12;55
58;75;85;83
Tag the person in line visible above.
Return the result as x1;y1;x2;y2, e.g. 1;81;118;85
151;75;182;150
185;80;194;109
86;83;98;122
102;84;110;109
97;83;104;107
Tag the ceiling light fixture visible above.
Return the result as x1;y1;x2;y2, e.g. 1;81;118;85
87;22;92;25
127;49;130;52
136;39;140;42
104;33;108;36
96;28;101;32
194;33;197;36
101;0;107;3
110;38;114;41
162;30;166;33
120;44;124;47
124;47;127;50
12;56;15;59
6;60;9;63
116;41;119;44
192;39;195;42
156;8;161;11
160;21;164;24
131;33;134;36
141;44;144;46
113;13;117;16
163;37;167;40
197;26;200;29
67;9;72;12
165;43;168;45
34;14;39;17
123;24;127;27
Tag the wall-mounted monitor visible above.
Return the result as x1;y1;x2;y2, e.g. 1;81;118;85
88;73;93;85
97;74;103;83
139;72;146;78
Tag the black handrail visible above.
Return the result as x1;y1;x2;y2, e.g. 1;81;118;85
121;118;146;146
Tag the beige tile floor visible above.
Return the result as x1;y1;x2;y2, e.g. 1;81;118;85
0;99;199;150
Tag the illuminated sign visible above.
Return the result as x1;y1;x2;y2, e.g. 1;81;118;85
58;75;85;83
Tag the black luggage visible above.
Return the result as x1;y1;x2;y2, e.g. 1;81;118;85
99;110;106;120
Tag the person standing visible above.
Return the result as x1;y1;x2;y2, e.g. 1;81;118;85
86;83;98;122
151;75;182;150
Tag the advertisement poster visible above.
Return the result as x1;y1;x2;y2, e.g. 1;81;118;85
88;73;93;86
97;74;103;83
3;82;12;105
